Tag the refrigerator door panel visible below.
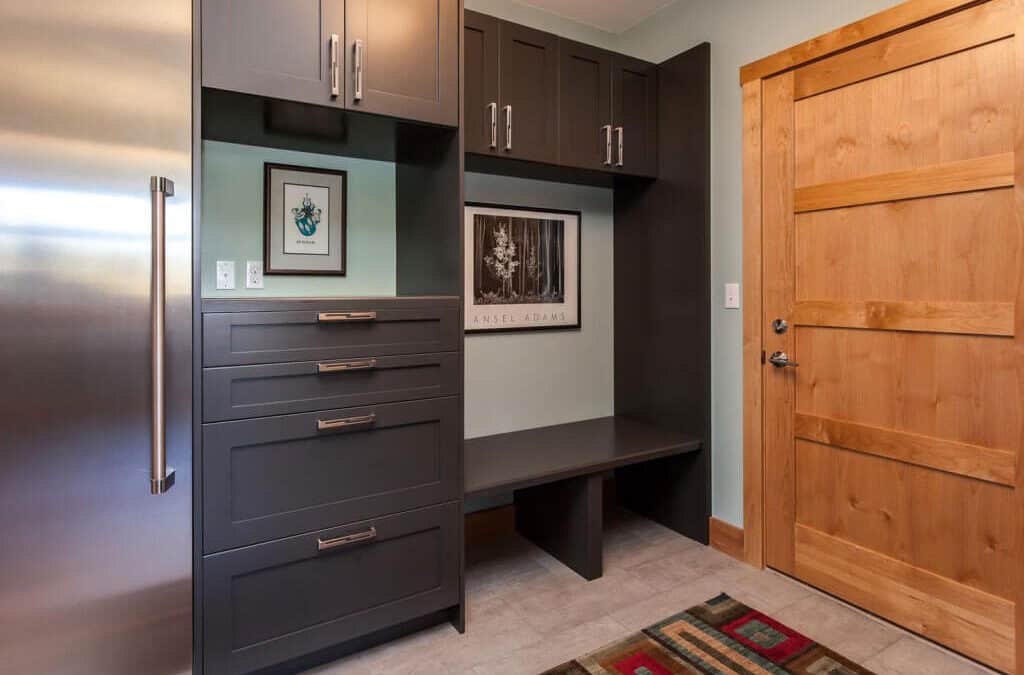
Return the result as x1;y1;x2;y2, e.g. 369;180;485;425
0;2;193;674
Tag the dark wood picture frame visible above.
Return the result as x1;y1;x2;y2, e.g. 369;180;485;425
263;163;348;276
465;201;582;335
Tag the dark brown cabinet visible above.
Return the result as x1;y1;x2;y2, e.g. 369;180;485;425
346;0;459;126
465;12;659;177
499;23;560;164
612;55;659;177
202;0;346;108
202;0;459;127
464;10;500;154
559;40;612;170
463;12;559;164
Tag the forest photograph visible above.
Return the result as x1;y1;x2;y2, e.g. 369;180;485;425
472;214;565;305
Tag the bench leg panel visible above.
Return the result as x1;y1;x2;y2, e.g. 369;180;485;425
514;473;603;580
616;451;709;544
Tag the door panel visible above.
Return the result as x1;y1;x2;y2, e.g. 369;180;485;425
612;55;658;177
203;0;345;107
761;3;1021;671
464;10;500;154
346;0;459;125
499;22;559;164
559;39;613;170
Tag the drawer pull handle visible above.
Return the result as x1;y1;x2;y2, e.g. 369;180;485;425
318;359;378;374
317;413;376;432
318;526;377;552
317;311;377;323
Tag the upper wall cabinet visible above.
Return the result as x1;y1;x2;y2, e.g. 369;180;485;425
464;12;658;178
612;55;658;177
202;0;459;127
346;0;459;126
559;40;612;171
203;0;346;108
464;11;559;164
464;11;500;155
499;23;560;164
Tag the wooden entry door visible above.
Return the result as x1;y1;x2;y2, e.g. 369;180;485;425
759;1;1021;671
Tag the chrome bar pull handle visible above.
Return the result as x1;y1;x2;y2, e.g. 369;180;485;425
330;33;340;98
504;104;512;151
317;311;377;323
353;39;364;102
602;125;613;165
317;359;378;374
317;413;377;432
615;126;624;167
488;102;498;149
149;177;175;495
318;527;377;552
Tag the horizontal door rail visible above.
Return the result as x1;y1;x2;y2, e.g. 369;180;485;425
795;413;1016;487
794;153;1014;212
794;0;1014;100
794;524;1014;672
792;299;1015;336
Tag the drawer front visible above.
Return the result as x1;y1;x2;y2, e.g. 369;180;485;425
203;352;460;422
203;398;461;552
203;304;460;367
203;502;460;675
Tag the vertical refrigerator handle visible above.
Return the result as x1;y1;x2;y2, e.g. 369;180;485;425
149;177;176;495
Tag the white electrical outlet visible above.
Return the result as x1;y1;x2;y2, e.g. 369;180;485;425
724;283;741;309
246;260;264;289
216;260;235;290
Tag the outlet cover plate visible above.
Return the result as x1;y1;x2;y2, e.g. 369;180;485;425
246;260;264;289
216;260;235;290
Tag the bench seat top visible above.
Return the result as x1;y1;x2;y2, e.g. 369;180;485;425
464;416;702;498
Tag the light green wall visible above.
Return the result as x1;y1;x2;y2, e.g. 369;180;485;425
464;172;615;439
616;0;904;527
201;140;397;298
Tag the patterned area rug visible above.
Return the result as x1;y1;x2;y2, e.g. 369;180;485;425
542;593;875;674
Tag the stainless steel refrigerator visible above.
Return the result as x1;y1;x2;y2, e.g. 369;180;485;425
0;1;194;673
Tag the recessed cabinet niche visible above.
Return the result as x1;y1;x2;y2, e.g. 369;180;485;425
203;0;459;127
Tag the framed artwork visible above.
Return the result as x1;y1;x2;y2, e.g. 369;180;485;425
465;202;581;334
263;163;347;275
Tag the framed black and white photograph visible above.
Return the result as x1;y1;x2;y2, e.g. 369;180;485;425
263;163;347;275
465;203;581;333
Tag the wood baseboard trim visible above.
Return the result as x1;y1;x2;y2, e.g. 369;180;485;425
709;517;745;561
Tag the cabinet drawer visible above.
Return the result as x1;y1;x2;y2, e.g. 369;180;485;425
203;352;460;422
203;502;460;675
203;398;461;552
203;301;460;366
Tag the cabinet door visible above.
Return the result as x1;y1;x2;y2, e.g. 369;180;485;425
202;0;345;107
499;22;559;164
464;10;501;154
346;0;459;126
559;39;612;171
612;55;658;177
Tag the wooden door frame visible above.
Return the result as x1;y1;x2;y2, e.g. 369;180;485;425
741;0;1023;670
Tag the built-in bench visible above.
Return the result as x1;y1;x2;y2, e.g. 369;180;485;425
465;416;703;580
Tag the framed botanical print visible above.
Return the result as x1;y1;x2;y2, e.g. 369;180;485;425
465;202;581;333
263;163;347;275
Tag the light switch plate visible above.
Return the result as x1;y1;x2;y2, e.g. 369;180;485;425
216;260;235;290
724;283;740;309
246;260;264;289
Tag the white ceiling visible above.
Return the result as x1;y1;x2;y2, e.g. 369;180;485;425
514;0;679;33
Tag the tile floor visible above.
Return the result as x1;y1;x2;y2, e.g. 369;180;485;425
308;509;998;675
